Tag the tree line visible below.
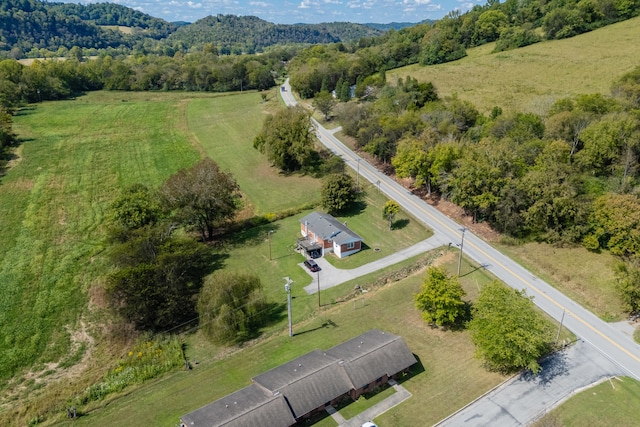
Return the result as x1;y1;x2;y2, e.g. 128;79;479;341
325;67;640;313
0;49;287;108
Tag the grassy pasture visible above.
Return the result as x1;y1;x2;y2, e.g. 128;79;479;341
1;92;201;386
390;16;640;114
2;87;435;424
186;93;322;214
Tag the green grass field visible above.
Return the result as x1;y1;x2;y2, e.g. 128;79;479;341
61;253;509;427
534;376;640;427
186;94;322;214
495;242;624;321
389;16;640;114
1;92;201;385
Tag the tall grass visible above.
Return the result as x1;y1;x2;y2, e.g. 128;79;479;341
77;335;184;405
390;16;640;114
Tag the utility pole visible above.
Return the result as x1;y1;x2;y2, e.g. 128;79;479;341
268;230;274;260
555;309;566;346
284;277;293;337
457;227;467;276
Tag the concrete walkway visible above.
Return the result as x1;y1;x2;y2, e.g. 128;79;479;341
302;234;450;294
324;379;413;427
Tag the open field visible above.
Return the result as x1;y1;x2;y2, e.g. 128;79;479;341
1;91;202;386
64;252;512;427
390;16;640;114
495;242;624;321
186;94;322;214
534;376;640;427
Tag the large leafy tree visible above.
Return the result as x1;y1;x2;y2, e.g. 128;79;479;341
588;193;640;257
382;200;400;231
197;271;269;344
519;141;586;241
253;106;316;172
414;266;467;327
321;173;356;215
108;183;162;236
616;261;640;314
160;158;242;241
106;228;214;331
312;90;336;121
469;282;552;374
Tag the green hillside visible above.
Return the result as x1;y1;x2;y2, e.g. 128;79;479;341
390;16;640;113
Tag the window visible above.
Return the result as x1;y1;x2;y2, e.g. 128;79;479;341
347;242;355;249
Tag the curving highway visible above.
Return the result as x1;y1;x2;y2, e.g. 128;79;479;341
281;79;640;381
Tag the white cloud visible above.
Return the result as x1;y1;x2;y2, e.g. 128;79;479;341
187;1;203;8
299;0;311;8
250;1;269;6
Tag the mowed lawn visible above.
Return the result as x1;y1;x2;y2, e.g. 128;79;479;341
390;16;640;114
68;253;508;427
535;376;640;427
1;92;201;385
186;90;322;214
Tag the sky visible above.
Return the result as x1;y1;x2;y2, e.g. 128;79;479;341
58;0;484;25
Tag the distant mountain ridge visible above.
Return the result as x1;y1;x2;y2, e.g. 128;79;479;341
167;14;383;53
0;1;389;57
364;20;433;31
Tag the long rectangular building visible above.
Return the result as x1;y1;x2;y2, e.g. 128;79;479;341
180;330;417;427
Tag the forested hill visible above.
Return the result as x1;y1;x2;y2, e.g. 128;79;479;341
0;0;175;57
0;0;124;55
46;1;177;38
167;15;382;54
1;1;383;57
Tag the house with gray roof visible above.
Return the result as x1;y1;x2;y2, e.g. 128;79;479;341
180;330;416;427
299;212;363;259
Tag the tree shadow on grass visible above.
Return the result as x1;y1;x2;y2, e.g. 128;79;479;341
0;136;32;180
221;223;282;248
339;200;367;218
392;218;409;230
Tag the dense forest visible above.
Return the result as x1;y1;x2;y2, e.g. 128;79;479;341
167;15;383;54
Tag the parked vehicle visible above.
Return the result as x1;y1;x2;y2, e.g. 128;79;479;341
304;259;320;272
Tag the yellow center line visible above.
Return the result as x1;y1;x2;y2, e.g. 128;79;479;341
321;129;640;366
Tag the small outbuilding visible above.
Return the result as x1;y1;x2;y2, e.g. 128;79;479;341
299;212;363;258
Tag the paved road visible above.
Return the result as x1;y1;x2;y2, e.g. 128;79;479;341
281;79;640;381
436;340;625;426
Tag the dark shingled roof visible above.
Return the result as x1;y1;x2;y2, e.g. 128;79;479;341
180;330;416;426
180;384;295;427
326;329;418;389
300;212;362;245
252;350;353;418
